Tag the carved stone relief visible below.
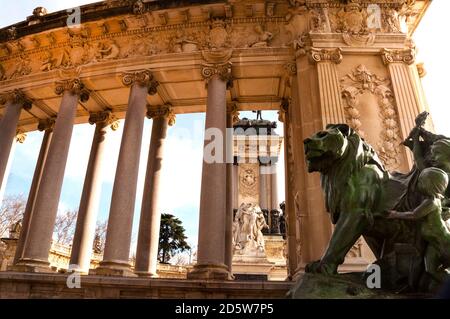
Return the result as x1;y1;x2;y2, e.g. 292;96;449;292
341;64;402;169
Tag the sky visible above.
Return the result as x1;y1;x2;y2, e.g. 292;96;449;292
0;1;448;252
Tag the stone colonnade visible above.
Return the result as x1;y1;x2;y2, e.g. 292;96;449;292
0;44;426;279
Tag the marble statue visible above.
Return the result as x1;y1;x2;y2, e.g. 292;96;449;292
233;203;269;255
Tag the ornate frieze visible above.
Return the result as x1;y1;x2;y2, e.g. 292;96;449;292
55;78;90;102
122;70;159;95
146;105;176;126
341;64;402;169
89;110;120;131
309;47;343;64
0;89;32;109
382;48;415;65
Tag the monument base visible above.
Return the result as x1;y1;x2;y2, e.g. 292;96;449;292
187;263;231;280
11;258;54;273
287;272;431;299
90;261;136;277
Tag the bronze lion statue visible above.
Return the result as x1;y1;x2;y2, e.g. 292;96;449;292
303;123;450;292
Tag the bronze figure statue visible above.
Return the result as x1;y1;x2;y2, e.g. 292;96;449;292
303;112;450;293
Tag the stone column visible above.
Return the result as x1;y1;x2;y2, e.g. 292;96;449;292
278;94;299;279
135;105;175;277
0;90;31;203
187;58;232;280
13;119;54;265
382;48;420;167
224;106;238;274
232;163;238;209
289;51;334;276
259;164;268;210
270;166;279;211
95;70;159;276
310;48;346;127
69;111;118;274
16;79;89;272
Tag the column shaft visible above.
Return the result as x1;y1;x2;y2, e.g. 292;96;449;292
135;115;168;277
70;121;109;273
270;167;278;211
18;91;79;270
14;128;53;264
97;83;148;275
224;113;233;273
188;74;229;280
316;62;346;127
259;165;268;210
0;100;23;202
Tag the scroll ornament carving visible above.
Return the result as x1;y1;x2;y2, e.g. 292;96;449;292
37;118;56;131
89;111;120;131
227;102;240;125
15;129;27;144
147;105;176;126
201;62;233;84
55;78;90;102
382;48;415;65
122;70;159;95
0;89;32;109
309;48;343;64
341;64;401;169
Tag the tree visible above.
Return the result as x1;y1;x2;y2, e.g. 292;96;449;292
53;209;78;245
158;213;190;264
0;194;26;238
93;220;108;253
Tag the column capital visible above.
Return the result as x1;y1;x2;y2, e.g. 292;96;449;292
278;98;289;123
226;102;240;125
201;62;233;86
15;129;27;144
309;48;343;64
146;105;176;126
89;110;120;131
382;48;415;65
37;118;56;132
122;70;160;95
0;89;32;110
55;78;90;102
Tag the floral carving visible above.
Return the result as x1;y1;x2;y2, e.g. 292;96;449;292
239;165;258;198
341;64;401;169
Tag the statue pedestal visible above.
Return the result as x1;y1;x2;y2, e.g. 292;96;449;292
288;273;431;299
232;249;275;281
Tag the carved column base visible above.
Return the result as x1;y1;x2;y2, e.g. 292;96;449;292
12;258;53;273
187;263;231;280
90;260;136;277
134;271;159;278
